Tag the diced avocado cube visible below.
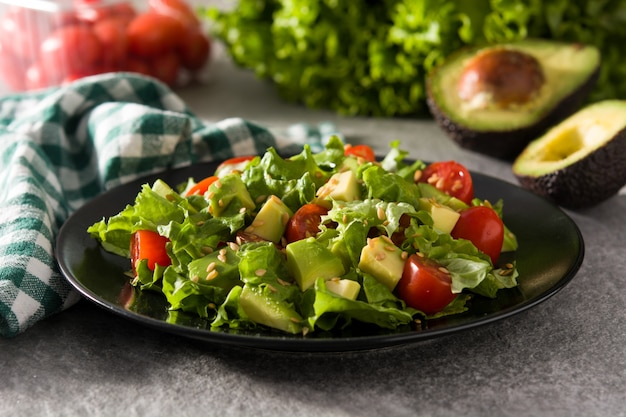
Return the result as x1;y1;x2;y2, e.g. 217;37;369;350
246;195;293;243
286;237;346;291
417;182;468;211
239;284;303;334
187;247;241;290
208;174;256;217
325;278;361;300
316;170;360;203
151;179;176;198
358;237;405;291
418;198;461;234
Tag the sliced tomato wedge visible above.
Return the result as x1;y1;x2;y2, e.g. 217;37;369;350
185;175;218;196
215;156;255;177
416;161;474;204
284;203;329;243
130;230;171;272
396;254;457;315
344;144;376;162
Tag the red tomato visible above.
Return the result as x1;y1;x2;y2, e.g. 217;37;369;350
0;7;46;60
0;42;27;91
130;230;171;272
185;175;218;196
148;0;200;27
25;62;61;90
417;161;474;205
125;57;152;77
92;17;129;66
284;204;328;243
39;24;102;75
215;156;255;177
127;12;186;58
74;1;137;24
147;50;181;85
396;254;457;315
344;144;376;162
451;206;504;265
179;27;211;71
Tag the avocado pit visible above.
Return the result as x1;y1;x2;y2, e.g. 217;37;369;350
457;48;546;110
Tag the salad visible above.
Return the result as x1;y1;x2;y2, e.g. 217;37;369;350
88;137;519;336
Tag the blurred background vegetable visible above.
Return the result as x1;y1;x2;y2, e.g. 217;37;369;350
204;0;626;117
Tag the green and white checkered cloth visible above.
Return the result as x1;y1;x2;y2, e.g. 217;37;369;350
0;72;328;338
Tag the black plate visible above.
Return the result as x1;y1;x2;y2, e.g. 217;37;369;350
56;161;584;352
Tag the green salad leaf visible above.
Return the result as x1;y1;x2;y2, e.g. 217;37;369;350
88;141;520;335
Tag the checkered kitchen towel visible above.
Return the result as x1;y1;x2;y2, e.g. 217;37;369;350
0;72;327;338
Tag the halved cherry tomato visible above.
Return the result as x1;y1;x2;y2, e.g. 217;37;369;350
215;156;255;177
396;254;457;315
416;161;474;205
284;203;328;243
451;205;504;265
344;144;376;162
185;175;218;196
130;230;171;272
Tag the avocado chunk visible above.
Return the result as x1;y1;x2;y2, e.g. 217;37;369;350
427;39;600;159
513;100;626;209
315;170;361;204
358;237;406;291
207;174;256;217
187;247;241;290
286;237;346;291
246;195;293;243
239;284;303;334
418;198;461;234
324;278;361;300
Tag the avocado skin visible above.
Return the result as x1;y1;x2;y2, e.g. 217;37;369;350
514;128;626;209
426;48;600;160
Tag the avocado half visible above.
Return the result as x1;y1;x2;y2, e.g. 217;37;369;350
426;39;601;160
512;100;626;209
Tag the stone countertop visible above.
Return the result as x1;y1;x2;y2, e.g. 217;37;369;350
1;41;625;417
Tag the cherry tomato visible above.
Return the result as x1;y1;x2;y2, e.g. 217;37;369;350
284;203;328;243
417;161;474;205
0;7;47;60
130;230;171;272
185;175;218;196
179;27;211;71
396;254;457;315
125;57;152;77
215;156;255;177
344;144;376;162
148;0;201;27
451;206;504;265
0;42;27;91
39;24;102;75
127;12;186;58
147;50;181;86
92;17;129;66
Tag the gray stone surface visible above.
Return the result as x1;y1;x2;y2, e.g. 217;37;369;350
2;38;625;417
